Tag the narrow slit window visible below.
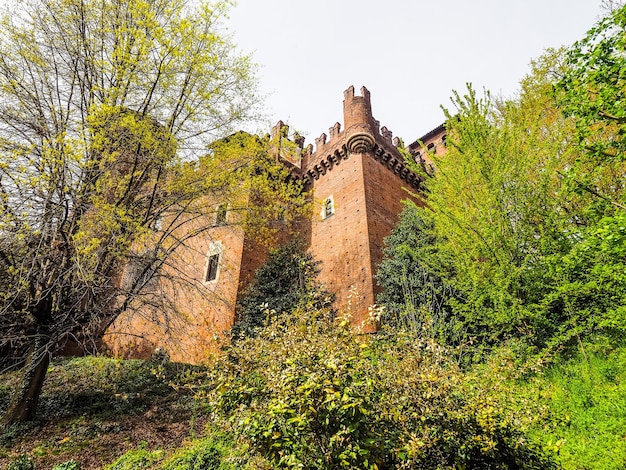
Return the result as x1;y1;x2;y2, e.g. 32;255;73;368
215;204;228;226
205;253;219;282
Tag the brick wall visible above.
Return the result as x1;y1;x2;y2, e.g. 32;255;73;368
105;85;435;363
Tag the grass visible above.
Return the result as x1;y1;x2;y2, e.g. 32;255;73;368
530;347;626;469
0;356;208;470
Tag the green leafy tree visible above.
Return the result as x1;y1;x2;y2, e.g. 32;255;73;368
0;0;306;425
421;51;587;349
414;44;626;355
556;5;626;166
376;202;462;343
552;9;626;345
538;10;626;352
233;240;333;339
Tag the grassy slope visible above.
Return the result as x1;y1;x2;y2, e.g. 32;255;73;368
470;344;626;470
0;357;209;470
530;347;626;469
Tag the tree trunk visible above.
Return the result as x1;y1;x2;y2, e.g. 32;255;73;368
2;331;51;425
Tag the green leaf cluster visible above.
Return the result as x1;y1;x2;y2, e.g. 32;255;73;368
204;310;554;469
556;5;626;163
378;37;626;358
232;240;332;339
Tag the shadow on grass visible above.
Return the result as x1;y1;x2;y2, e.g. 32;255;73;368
0;356;208;446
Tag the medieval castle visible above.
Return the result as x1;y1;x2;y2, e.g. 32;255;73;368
106;85;447;363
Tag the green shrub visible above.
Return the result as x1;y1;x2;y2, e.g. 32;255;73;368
205;307;555;469
103;443;164;470
376;202;463;344
7;455;34;470
233;240;333;339
52;460;81;470
161;434;233;470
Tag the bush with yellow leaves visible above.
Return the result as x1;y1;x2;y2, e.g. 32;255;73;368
201;305;555;469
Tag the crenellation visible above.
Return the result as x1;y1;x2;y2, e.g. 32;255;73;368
344;85;355;99
315;132;327;148
294;132;305;149
360;85;370;101
272;120;287;139
329;122;341;139
297;86;421;191
381;126;393;142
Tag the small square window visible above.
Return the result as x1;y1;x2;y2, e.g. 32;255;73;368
205;253;219;282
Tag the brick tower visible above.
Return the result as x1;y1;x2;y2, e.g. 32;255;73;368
301;85;423;328
105;85;432;361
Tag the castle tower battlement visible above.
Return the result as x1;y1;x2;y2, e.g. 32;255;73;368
305;86;381;159
301;86;422;192
343;85;378;153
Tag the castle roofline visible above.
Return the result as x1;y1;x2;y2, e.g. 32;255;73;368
414;123;446;145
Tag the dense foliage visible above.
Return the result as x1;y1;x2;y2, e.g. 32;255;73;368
556;5;626;164
232;240;333;339
3;345;625;469
376;202;462;343
378;30;626;358
206;310;554;469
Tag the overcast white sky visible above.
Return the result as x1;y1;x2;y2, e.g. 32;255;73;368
227;0;603;145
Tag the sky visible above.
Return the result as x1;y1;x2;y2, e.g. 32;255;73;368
226;0;603;145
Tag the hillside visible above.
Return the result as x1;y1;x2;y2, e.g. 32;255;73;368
0;357;209;469
1;324;625;469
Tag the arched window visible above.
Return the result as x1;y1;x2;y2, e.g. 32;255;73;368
321;195;334;220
